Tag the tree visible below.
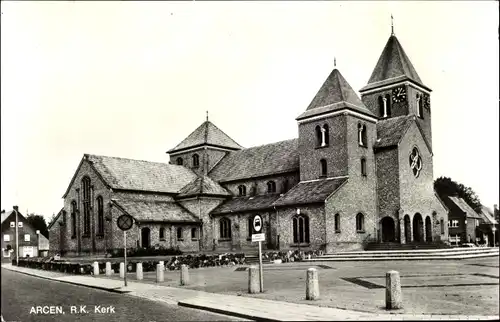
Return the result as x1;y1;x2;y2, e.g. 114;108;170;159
26;214;49;238
434;176;482;212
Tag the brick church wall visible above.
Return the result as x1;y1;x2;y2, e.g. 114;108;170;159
375;147;401;221
276;205;326;251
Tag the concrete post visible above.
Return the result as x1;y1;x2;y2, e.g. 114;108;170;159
156;264;164;283
306;268;319;300
93;262;99;276
180;264;189;285
119;262;125;278
248;266;260;294
136;262;143;280
386;270;402;309
159;261;165;270
105;262;112;276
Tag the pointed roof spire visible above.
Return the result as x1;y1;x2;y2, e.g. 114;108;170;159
391;14;394;36
334;57;337;68
206;110;209;122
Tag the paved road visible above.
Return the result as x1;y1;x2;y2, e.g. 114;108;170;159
1;268;248;322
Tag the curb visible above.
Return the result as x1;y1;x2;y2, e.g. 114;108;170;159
178;300;277;322
1;266;130;294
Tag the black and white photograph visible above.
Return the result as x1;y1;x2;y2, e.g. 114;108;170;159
1;1;499;321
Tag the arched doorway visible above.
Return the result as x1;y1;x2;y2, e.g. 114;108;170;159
141;227;151;248
413;213;424;242
381;217;396;242
425;216;432;242
404;215;411;243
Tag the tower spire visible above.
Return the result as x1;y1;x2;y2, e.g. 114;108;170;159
206;111;209;122
391;14;394;36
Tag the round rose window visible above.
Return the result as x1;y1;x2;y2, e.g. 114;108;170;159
409;147;422;177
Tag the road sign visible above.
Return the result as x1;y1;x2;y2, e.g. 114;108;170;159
117;214;134;231
252;233;265;242
252;214;263;234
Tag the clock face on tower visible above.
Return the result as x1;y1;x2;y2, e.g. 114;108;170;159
392;86;407;103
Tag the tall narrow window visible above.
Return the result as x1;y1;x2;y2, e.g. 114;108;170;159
323;124;330;146
440;219;444;234
220;218;231;239
378;96;384;117
238;185;247;196
416;94;424;119
292;215;310;244
191;227;197;240
159;227;165;240
356;213;365;232
176;157;183;165
334;213;340;232
320;159;327;177
267;181;276;194
62;211;67;225
82;176;91;236
71;200;77;238
361;158;367;176
315;125;322;147
192;154;200;168
248;216;253;238
385;94;391;117
97;196;104;235
177;227;183;240
358;123;367;147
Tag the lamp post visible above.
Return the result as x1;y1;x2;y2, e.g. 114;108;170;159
13;206;19;266
492;226;497;247
36;230;40;257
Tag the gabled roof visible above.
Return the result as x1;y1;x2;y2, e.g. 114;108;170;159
478;206;498;225
212;194;282;215
168;121;243;154
177;174;231;199
298;69;375;120
449;196;482;219
111;198;200;223
48;208;64;229
209;139;299;182
273;177;347;207
63;154;198;198
1;210;13;225
374;115;432;154
360;35;430;92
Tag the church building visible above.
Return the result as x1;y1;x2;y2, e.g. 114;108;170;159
49;29;449;256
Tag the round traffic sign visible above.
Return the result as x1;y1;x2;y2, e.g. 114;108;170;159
253;215;262;233
117;214;134;231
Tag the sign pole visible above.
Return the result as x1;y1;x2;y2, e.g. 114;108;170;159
258;240;263;292
124;230;127;287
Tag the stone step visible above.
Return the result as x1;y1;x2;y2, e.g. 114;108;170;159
305;251;499;262
331;247;498;255
323;248;499;258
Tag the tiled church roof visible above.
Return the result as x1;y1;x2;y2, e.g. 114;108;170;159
297;69;375;120
177;174;231;198
360;35;430;92
168;121;243;153
84;154;198;194
273;177;347;207
212;194;281;215
112;198;200;223
374;115;414;149
209;139;299;182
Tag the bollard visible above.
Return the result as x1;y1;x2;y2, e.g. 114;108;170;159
105;262;112;276
386;270;402;310
119;262;125;278
159;261;165;271
180;264;189;285
156;264;164;283
93;262;99;276
248;266;260;293
136;262;143;280
306;268;319;300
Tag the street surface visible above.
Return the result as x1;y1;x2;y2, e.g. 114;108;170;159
1;268;248;322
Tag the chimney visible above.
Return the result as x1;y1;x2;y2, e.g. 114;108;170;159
13;205;19;211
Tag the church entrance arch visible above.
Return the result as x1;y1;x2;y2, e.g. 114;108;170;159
141;227;151;248
413;213;424;242
381;217;396;242
425;216;432;242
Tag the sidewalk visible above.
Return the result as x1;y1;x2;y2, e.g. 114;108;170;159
2;264;498;321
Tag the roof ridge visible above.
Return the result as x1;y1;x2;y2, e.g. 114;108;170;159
87;154;172;166
239;138;298;151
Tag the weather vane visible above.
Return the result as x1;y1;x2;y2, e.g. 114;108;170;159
391;14;394;36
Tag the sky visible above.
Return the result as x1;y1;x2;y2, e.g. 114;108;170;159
1;1;498;223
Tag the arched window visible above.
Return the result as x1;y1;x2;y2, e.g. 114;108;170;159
192;154;200;168
220;218;232;239
440;218;444;235
191;227;198;240
81;176;91;236
334;213;340;232
323;124;330;146
416;94;424;119
378;96;384;117
358;123;367;147
267;181;276;194
71;200;77;238
361;158;367;176
96;196;104;236
177;227;183;240
159;227;165;240
238;185;247;196
292;215;310;244
315;125;322;147
320;159;327;177
385;94;391;117
176;157;183;165
356;213;365;232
